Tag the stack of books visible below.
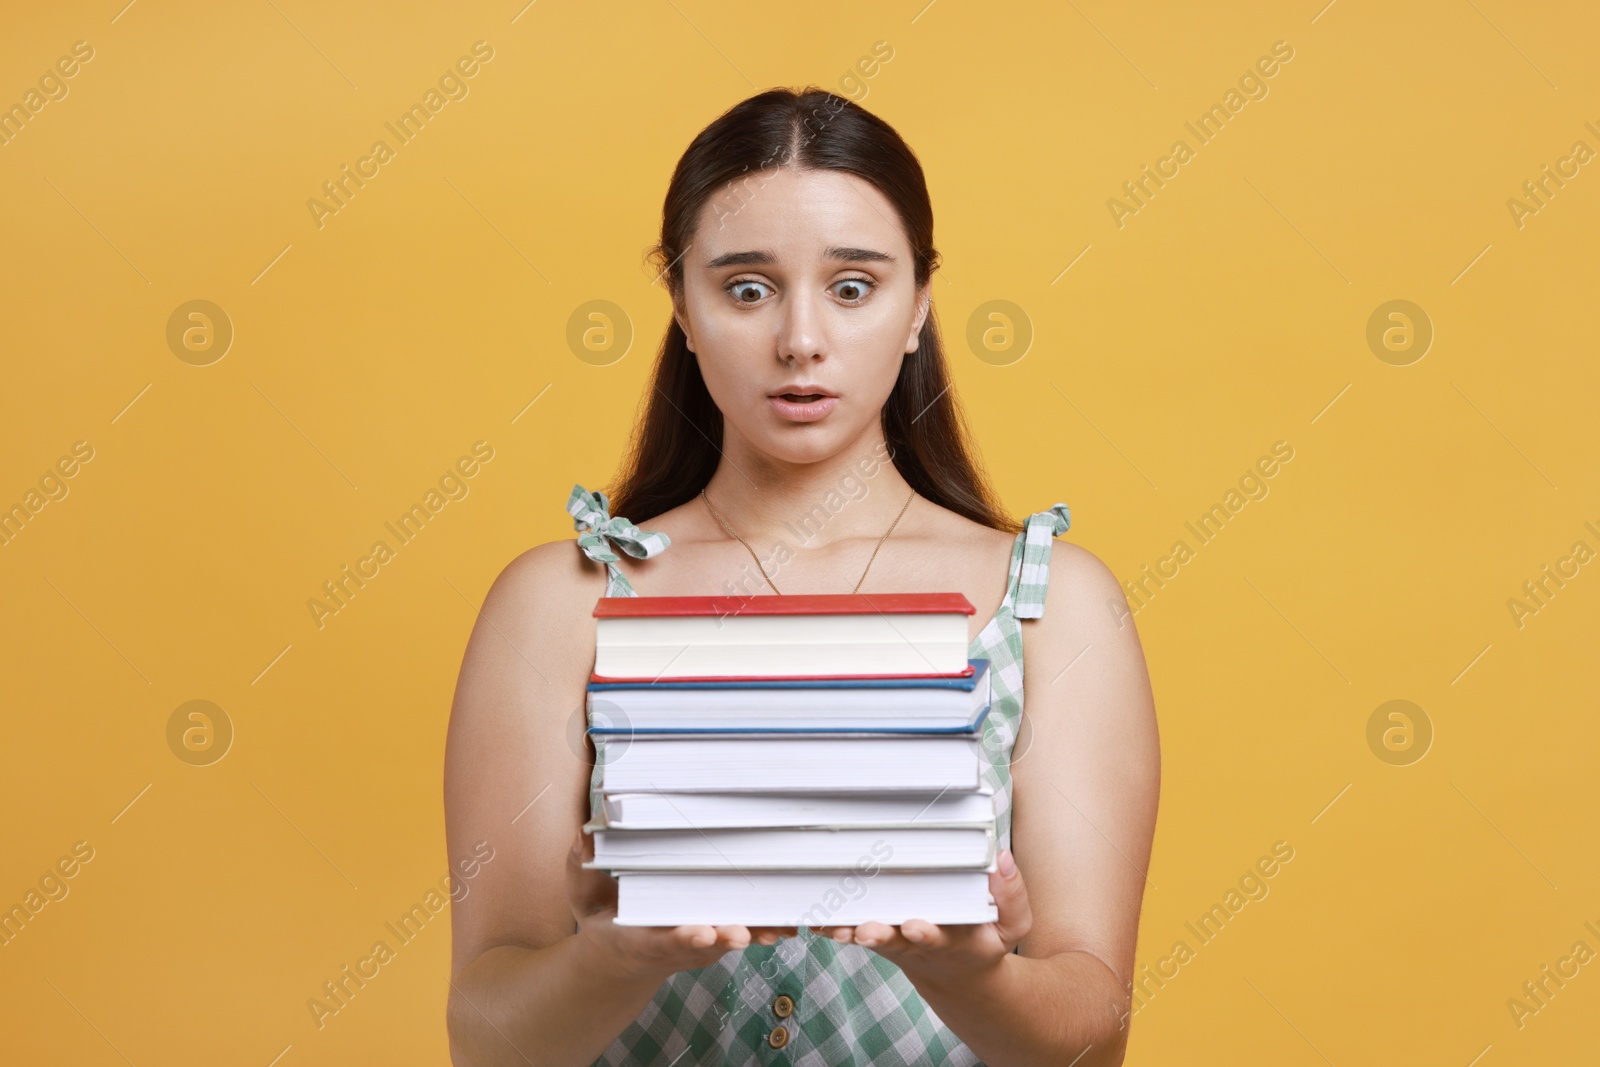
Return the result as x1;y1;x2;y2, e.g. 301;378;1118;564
582;592;1000;928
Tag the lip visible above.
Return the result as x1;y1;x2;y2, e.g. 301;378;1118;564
769;383;837;399
768;394;839;422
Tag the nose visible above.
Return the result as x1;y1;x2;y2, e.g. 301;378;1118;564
777;286;825;364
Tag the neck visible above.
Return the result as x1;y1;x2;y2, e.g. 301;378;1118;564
700;428;913;552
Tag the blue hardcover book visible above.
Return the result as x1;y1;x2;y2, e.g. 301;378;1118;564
587;658;991;734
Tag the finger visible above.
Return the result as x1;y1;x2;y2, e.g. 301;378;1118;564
753;925;799;946
817;925;854;944
714;925;752;950
851;921;907;951
670;925;748;952
899;918;949;949
989;848;1033;950
673;924;722;949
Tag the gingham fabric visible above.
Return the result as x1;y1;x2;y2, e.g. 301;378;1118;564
576;486;1072;1065
570;483;675;598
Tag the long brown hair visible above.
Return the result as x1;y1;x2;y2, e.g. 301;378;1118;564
606;86;1020;535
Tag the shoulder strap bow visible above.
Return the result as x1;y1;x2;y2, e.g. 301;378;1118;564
1014;503;1072;619
567;484;672;597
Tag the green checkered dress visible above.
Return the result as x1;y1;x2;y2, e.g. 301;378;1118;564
569;483;1072;1066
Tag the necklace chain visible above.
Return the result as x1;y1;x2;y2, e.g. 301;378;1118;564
699;485;916;595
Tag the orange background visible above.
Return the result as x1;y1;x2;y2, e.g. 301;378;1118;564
1;1;1596;1063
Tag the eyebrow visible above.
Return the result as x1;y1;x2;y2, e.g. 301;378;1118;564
703;246;896;269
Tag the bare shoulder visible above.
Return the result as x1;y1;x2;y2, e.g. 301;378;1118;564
444;535;607;799
1043;540;1125;612
906;502;1022;624
1008;539;1142;693
446;535;609;754
492;536;600;593
480;537;609;629
917;499;1020;563
1025;539;1154;719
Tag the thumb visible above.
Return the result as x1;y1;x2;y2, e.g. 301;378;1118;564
567;828;618;922
988;848;1032;950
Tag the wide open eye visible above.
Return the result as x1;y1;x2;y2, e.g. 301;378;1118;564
727;279;773;304
831;278;875;303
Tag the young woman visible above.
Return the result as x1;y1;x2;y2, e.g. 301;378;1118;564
444;87;1160;1067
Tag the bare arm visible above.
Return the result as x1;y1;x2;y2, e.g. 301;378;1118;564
823;540;1160;1066
443;541;646;1066
443;542;792;1067
941;540;1159;1065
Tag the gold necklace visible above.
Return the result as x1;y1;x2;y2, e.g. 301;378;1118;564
699;485;916;595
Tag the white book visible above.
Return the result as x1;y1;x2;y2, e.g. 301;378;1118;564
591;593;976;680
596;788;997;830
588;825;996;871
586;660;992;732
614;870;999;926
596;735;984;793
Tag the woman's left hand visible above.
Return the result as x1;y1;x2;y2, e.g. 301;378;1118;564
814;848;1033;989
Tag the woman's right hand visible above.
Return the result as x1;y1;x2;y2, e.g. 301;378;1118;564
566;828;799;983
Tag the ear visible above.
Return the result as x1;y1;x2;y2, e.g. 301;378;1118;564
672;292;695;353
904;281;932;354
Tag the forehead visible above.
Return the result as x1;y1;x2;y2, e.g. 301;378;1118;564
694;166;908;261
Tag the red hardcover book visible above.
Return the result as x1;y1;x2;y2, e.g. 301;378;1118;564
591;592;977;683
592;592;976;619
590;666;977;683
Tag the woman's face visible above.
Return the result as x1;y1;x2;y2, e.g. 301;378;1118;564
673;165;931;466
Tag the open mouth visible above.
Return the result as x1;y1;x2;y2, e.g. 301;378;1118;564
768;391;838;422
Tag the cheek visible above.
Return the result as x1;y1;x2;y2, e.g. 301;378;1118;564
693;335;761;399
694;350;776;441
696;323;763;362
687;292;767;358
686;298;761;369
846;321;911;390
845;298;916;359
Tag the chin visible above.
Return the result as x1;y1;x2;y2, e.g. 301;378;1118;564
758;434;847;465
743;420;858;465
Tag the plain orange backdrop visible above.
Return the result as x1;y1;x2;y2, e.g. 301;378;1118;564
1;2;1596;1064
